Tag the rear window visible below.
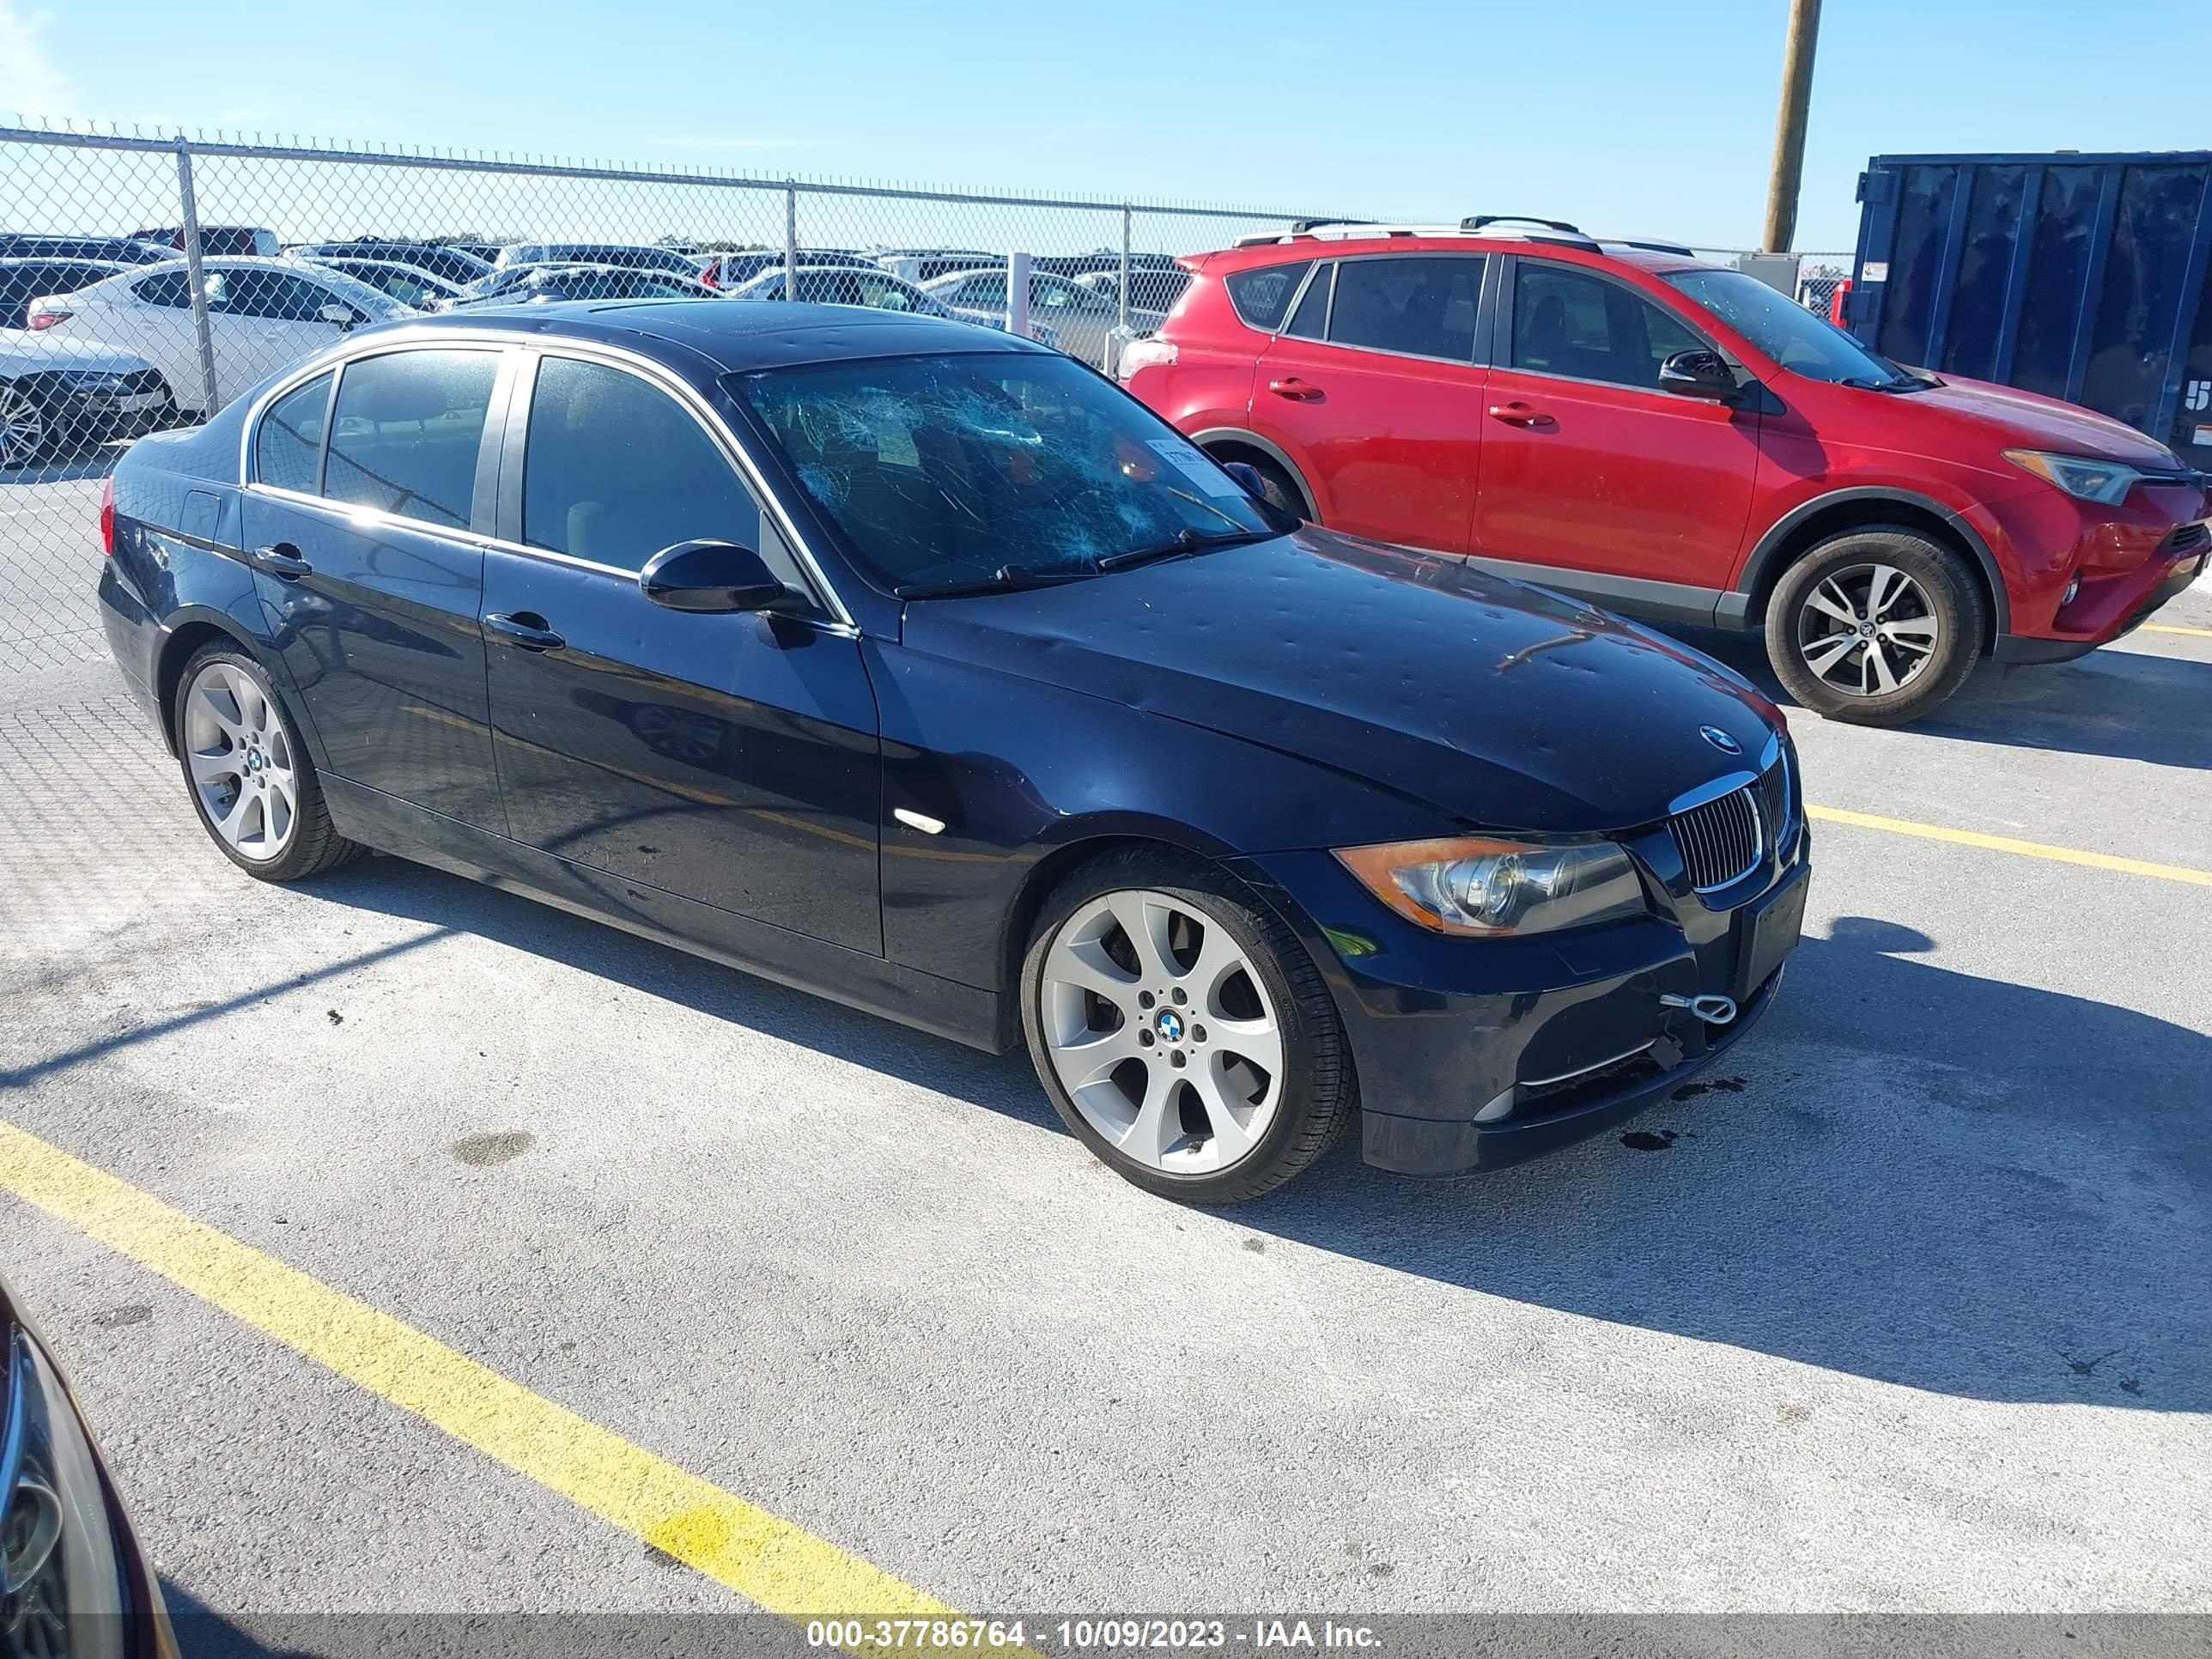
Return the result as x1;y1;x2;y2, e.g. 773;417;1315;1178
1224;261;1311;331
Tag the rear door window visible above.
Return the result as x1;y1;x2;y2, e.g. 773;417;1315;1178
325;349;499;530
1325;256;1483;362
221;270;340;322
131;270;195;308
1224;261;1312;331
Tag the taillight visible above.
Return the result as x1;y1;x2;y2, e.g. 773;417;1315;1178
100;477;115;556
27;309;69;331
1115;337;1178;381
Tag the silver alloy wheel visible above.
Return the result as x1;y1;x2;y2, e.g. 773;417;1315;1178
181;661;299;862
1795;561;1942;697
1038;889;1284;1176
0;383;45;470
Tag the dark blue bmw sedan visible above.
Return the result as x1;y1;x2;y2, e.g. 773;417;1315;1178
94;301;1809;1203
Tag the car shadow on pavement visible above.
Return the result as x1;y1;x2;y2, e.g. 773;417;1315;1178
316;858;2209;1415
161;1580;314;1658
1681;627;2212;771
1248;911;2210;1413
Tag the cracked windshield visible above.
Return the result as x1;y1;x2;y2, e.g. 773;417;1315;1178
733;351;1279;595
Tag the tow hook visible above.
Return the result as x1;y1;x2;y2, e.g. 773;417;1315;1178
1661;992;1738;1025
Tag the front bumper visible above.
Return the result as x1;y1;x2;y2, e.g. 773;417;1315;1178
1358;962;1784;1174
1234;809;1809;1179
1977;474;2207;658
35;378;173;450
1993;544;2205;662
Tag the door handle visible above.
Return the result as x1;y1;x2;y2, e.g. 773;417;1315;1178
248;542;313;580
483;612;567;653
1488;402;1556;428
1268;377;1325;401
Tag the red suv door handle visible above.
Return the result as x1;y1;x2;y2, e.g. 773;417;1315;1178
1488;402;1555;428
1268;378;1325;401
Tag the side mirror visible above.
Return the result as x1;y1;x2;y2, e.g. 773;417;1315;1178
1218;459;1303;532
640;539;796;613
1657;348;1741;401
317;303;356;331
1220;460;1270;501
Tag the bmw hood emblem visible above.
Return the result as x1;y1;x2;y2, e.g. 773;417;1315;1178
1699;725;1743;755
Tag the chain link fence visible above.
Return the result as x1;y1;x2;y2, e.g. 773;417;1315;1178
0;119;1856;676
0;123;1332;672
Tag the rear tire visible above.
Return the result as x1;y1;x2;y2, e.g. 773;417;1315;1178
171;643;363;882
1765;527;1985;726
1020;848;1353;1205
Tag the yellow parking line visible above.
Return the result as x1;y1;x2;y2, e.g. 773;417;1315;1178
2140;623;2212;639
0;1119;994;1645
1807;805;2212;887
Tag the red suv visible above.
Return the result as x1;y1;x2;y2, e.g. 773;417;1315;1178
1120;218;2209;724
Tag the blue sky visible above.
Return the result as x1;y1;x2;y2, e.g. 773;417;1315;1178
6;0;2209;251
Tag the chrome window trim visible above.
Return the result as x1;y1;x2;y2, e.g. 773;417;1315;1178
234;324;856;630
1488;362;1716;402
241;480;501;556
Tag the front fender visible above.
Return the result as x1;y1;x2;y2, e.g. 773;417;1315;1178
865;640;1455;997
1729;479;2012;634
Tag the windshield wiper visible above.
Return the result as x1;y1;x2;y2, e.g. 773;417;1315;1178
893;562;1099;599
1096;527;1273;573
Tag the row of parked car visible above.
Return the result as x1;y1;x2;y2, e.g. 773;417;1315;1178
0;228;1194;471
14;214;2209;727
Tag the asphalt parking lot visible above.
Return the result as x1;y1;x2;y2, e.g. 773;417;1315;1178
2;462;2208;1644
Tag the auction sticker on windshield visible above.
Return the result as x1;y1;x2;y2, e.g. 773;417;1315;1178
1147;437;1244;495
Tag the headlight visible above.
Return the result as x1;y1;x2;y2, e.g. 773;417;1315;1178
2002;449;2142;505
1334;836;1648;937
2;1329;127;1659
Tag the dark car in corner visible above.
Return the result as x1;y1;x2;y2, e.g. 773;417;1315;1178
94;302;1808;1203
1;1273;177;1658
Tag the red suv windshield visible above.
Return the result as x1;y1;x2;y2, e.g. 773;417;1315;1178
1666;268;1919;389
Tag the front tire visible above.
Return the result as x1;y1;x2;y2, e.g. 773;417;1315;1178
172;644;362;881
1765;527;1985;726
1019;849;1353;1204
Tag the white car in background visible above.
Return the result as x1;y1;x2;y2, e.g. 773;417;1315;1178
725;264;1060;349
27;258;412;416
921;265;1134;366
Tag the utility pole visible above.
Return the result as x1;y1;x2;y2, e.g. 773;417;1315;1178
1760;0;1823;252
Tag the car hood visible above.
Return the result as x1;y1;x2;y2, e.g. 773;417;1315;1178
0;330;154;375
1905;373;2181;465
902;530;1784;834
